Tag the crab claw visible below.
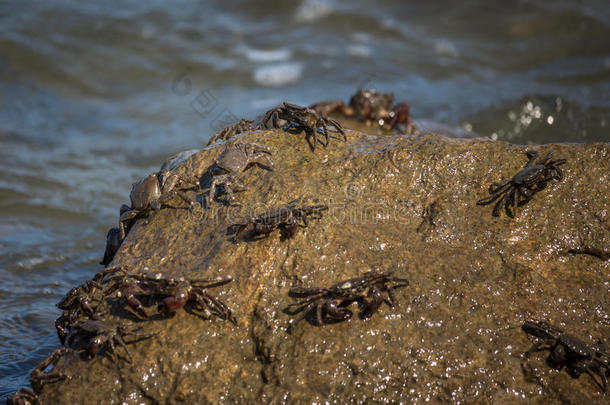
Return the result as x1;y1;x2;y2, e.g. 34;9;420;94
125;295;148;319
121;279;149;319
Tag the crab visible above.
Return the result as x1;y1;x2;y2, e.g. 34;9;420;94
29;348;70;393
56;280;101;318
262;102;346;151
309;89;415;134
477;150;566;217
205;142;273;206
100;226;122;267
522;320;609;392
348;88;395;122
101;268;236;323
232;199;328;241
6;388;38;405
287;270;409;327
55;280;103;344
119;169;200;237
66;318;154;362
206;118;257;146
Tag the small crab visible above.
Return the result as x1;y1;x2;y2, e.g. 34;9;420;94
55;280;102;344
100;226;122;267
287;270;409;327
262;102;346;151
522;320;609;392
102;269;236;323
7;388;38;405
310;89;415;134
232;199;328;241
206;118;257;146
56;280;101;318
348;88;395;123
119;169;200;237
29;348;70;393
66;318;154;362
205;142;273;206
477;150;566;217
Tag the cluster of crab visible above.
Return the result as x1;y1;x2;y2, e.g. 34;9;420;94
99;94;359;267
16;96;360;401
10;89;587;403
54;266;237;358
205;88;416;147
100;94;569;274
9;264;239;403
101;89;409;266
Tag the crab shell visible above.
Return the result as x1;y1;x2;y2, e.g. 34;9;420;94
129;171;178;210
214;147;250;173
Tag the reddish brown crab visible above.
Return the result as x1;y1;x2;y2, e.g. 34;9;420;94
232;199;328;241
287;270;409;328
101;268;236;323
310;88;415;134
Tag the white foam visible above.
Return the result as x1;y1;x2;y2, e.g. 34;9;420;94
434;40;458;58
253;63;303;86
238;46;292;62
346;44;372;57
17;257;45;269
294;0;333;23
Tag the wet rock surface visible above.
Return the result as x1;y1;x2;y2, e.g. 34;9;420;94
36;130;608;404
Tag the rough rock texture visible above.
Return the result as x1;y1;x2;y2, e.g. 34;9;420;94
38;129;608;404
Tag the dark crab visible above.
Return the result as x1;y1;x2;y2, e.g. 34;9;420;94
55;280;102;344
310;88;414;134
232;199;328;241
477;150;566;217
287;270;409;327
205;141;273;206
29;348;70;393
262;102;346;151
66;318;154;363
119;169;200;237
522;320;610;392
7;388;38;405
206;118;257;146
100;226;122;267
102;268;236;323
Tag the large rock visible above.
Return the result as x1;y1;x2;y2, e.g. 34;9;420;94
37;129;609;404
